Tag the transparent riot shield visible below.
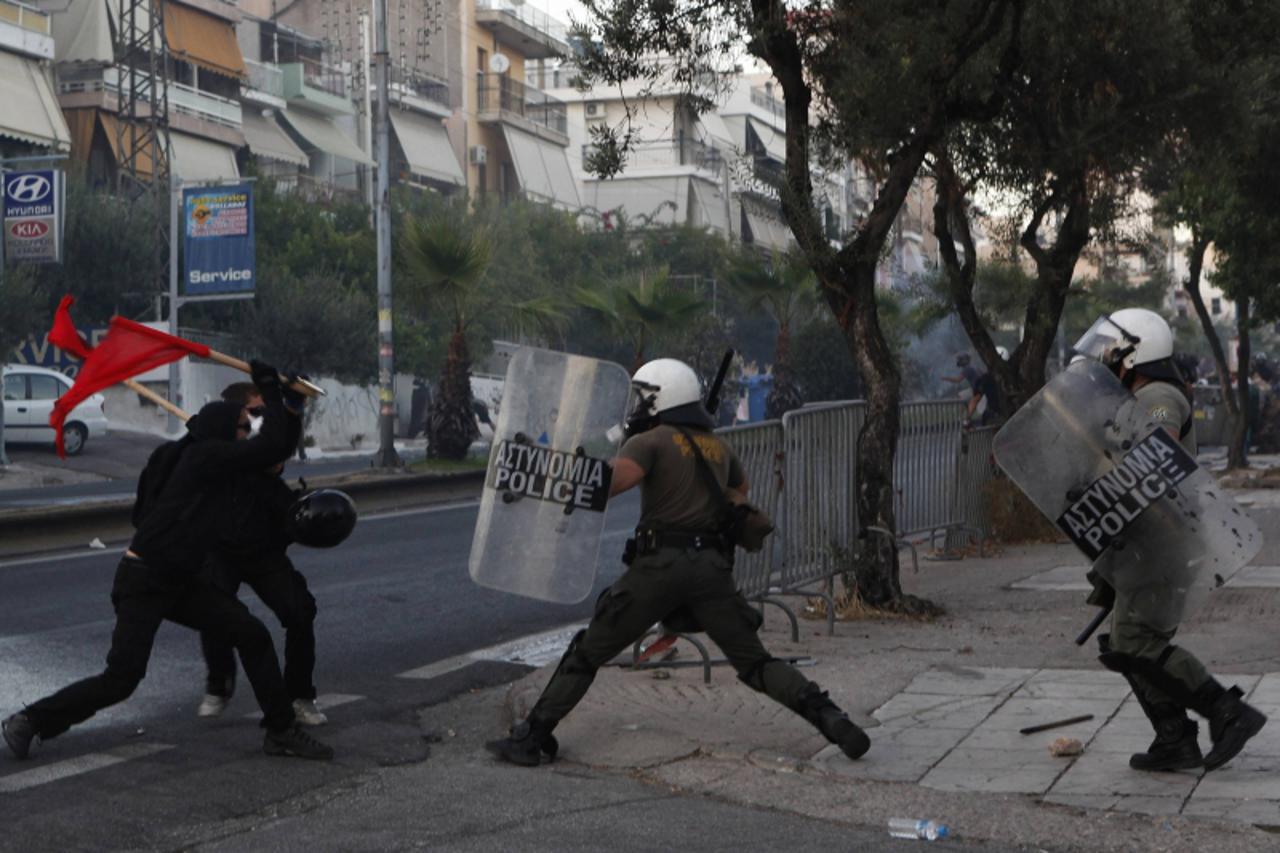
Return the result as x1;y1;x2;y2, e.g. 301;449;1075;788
993;360;1262;630
468;347;632;604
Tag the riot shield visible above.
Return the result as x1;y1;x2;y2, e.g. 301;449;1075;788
993;360;1261;630
468;347;632;604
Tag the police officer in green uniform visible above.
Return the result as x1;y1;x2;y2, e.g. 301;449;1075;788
1076;308;1266;772
487;358;870;766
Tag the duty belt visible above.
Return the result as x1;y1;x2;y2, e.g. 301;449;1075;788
633;528;729;555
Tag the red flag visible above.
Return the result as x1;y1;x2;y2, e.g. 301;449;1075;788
48;295;94;360
50;316;210;457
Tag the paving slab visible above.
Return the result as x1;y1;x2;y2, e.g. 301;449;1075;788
841;665;1280;825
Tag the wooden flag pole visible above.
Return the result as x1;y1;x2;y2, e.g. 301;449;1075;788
123;378;189;422
203;350;327;398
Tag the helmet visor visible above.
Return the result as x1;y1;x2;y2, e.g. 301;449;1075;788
1072;315;1138;366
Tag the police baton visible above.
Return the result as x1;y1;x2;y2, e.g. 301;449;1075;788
1075;603;1113;646
705;349;735;415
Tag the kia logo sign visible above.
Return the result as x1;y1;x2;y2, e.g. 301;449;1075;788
9;221;49;239
5;174;52;204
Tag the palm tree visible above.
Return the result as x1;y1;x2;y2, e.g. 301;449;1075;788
573;268;707;371
401;214;567;459
726;250;817;419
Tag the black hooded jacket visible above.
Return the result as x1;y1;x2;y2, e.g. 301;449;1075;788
129;390;297;572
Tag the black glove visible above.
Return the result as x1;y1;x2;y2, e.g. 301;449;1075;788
282;376;307;415
250;359;282;392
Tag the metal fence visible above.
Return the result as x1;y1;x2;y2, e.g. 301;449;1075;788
717;420;783;600
892;401;967;540
778;402;865;594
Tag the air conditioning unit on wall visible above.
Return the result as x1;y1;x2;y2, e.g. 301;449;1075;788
469;145;487;165
585;102;603;118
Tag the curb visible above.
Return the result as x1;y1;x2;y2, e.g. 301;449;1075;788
0;468;486;560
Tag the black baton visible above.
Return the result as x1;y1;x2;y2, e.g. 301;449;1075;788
1075;604;1112;646
705;349;735;415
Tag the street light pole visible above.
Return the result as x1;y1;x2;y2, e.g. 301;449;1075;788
373;0;400;467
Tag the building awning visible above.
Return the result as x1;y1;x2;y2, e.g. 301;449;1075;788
52;0;114;63
0;52;71;151
169;131;240;183
743;205;791;252
242;110;308;167
583;176;684;226
278;110;374;166
95;110;155;177
746;117;786;163
163;1;246;79
696;112;734;148
389;110;463;187
501;125;580;210
689;178;729;234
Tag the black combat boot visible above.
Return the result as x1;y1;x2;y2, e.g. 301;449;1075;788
2;713;37;760
795;686;870;760
485;716;559;767
1129;713;1202;772
1194;682;1267;771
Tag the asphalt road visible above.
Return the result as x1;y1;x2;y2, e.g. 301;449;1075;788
0;494;641;850
0;430;427;508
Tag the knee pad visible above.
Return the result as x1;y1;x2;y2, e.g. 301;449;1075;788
1097;638;1195;706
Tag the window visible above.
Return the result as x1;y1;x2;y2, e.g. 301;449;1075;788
28;374;64;401
3;375;25;401
1211;297;1222;315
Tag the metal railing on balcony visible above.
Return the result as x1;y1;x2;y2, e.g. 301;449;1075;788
292;57;346;98
750;86;785;121
0;0;50;35
582;136;721;173
476;73;567;136
244;59;285;99
59;67;242;129
390;66;450;108
475;0;569;42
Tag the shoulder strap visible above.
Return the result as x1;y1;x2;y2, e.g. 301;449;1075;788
673;426;731;518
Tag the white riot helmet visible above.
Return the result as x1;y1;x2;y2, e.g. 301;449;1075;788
627;358;710;433
995;346;1010;361
1073;308;1174;374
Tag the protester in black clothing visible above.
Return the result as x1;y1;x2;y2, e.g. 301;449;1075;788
197;382;326;726
2;362;333;761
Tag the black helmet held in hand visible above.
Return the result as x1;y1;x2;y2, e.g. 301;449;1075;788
289;489;357;548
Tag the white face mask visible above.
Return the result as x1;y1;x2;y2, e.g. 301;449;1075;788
248;415;265;438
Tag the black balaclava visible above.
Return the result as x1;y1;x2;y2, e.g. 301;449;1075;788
186;400;244;442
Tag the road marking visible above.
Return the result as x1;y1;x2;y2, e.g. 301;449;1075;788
0;546;126;570
243;693;365;719
0;742;174;793
397;624;587;681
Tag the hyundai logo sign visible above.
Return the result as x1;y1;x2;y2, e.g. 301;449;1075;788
3;169;63;264
5;173;52;204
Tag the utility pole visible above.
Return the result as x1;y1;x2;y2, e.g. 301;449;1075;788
373;0;400;467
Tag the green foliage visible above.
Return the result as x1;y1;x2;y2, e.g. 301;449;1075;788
791;314;862;404
572;267;707;368
0;266;44;360
239;272;375;383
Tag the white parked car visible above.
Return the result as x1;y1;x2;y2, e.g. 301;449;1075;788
2;364;108;456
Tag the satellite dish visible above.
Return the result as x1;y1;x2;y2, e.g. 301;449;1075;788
489;53;511;74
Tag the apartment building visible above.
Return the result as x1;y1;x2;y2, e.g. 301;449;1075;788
46;0;245;184
0;0;70;159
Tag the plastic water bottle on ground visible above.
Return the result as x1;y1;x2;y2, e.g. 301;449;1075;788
888;818;950;841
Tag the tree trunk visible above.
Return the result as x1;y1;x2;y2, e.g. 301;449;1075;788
1016;176;1091;397
426;326;479;460
765;322;803;419
1181;234;1241;463
1232;298;1251;470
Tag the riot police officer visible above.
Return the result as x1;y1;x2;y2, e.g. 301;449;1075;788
1075;309;1265;771
487;358;870;766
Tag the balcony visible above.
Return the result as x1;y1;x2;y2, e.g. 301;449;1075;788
475;0;570;60
0;0;53;59
582;136;721;175
243;59;286;107
750;86;785;121
477;73;567;143
281;59;352;116
388;67;451;118
58;66;243;131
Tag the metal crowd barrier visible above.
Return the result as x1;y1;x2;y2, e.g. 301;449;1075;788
953;425;998;537
717;420;783;600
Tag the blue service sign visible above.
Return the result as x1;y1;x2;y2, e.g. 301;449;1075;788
183;182;255;295
3;169;64;264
